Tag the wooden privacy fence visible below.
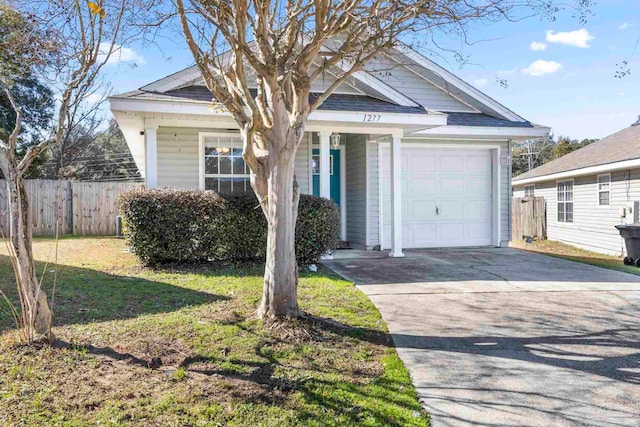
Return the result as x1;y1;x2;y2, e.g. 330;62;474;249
0;180;144;237
512;196;547;241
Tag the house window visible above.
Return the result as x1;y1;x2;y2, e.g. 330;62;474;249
202;136;250;193
524;185;535;197
557;180;574;223
597;174;611;206
311;154;334;175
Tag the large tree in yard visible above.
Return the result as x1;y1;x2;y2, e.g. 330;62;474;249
0;1;141;343
174;0;593;319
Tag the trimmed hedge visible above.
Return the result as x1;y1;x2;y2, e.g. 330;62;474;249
118;189;340;267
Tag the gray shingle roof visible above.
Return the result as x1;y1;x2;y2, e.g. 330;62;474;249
445;112;533;128
161;86;428;115
514;124;640;182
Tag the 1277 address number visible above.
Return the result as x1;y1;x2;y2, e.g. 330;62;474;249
362;114;382;122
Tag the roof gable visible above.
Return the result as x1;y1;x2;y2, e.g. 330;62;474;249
132;45;531;125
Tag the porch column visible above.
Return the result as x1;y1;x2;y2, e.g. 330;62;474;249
390;132;404;257
145;124;158;189
319;130;331;199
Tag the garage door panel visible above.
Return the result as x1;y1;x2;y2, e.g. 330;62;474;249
438;200;465;220
408;224;437;247
465;153;492;173
381;146;494;249
466;178;492;196
408;176;437;195
408;152;436;172
466;222;493;240
465;200;492;220
437;223;465;242
439;154;464;172
407;199;438;220
439;177;465;195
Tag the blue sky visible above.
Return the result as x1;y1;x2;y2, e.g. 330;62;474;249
103;0;640;140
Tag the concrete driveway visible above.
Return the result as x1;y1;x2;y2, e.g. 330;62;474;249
323;248;640;426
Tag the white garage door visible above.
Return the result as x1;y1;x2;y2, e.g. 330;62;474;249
381;146;494;249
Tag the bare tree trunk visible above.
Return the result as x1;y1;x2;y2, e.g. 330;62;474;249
254;130;302;319
4;171;52;340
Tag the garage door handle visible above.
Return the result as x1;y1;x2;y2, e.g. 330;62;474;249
436;206;440;215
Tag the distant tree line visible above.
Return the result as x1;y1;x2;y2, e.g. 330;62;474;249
512;135;598;177
0;71;140;182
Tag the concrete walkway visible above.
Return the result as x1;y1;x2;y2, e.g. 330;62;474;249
323;248;640;426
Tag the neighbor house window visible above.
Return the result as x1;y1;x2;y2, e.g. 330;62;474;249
201;135;250;193
557;180;574;223
524;185;535;197
597;174;611;206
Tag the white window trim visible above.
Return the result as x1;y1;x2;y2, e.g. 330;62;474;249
198;131;249;191
524;184;535;197
556;178;575;225
597;173;611;208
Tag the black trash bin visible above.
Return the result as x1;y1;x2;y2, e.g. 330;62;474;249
615;224;640;266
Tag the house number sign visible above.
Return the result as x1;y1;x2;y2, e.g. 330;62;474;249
362;114;382;122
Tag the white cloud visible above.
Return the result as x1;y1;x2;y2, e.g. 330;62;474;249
530;41;548;51
545;29;594;48
98;42;146;66
522;60;563;77
498;68;517;76
473;78;488;87
619;22;632;30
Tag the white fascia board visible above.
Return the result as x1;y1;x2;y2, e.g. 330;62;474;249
140;66;202;92
349;70;420;107
110;97;447;128
396;45;526;122
413;125;550;140
513;158;640;186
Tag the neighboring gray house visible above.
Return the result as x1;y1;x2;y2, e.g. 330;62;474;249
513;123;640;255
110;46;547;255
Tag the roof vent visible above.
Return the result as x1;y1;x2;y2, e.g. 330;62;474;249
633;115;640;126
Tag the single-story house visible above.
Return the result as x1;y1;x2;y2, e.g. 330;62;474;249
109;46;548;256
513;122;640;256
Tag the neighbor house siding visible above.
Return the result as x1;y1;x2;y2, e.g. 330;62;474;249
346;134;368;248
513;169;640;255
367;139;510;248
156;127;311;193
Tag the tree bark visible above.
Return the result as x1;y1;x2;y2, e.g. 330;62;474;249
4;170;52;340
254;128;302;319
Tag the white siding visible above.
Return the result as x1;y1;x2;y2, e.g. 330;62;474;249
363;55;477;112
157;127;201;189
156;127;311;194
368;139;511;248
294;134;311;195
513;169;640;256
346;134;368;248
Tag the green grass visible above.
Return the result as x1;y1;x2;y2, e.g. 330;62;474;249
510;239;640;276
0;237;429;426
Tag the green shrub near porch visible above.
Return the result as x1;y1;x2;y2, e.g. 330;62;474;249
118;189;340;267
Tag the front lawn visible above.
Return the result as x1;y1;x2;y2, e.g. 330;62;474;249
510;239;639;276
0;238;429;426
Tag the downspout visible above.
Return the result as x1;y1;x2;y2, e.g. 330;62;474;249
508;139;513;244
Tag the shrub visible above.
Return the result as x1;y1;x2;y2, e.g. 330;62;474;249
118;189;340;267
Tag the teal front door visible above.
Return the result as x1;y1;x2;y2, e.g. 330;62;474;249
312;148;341;211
